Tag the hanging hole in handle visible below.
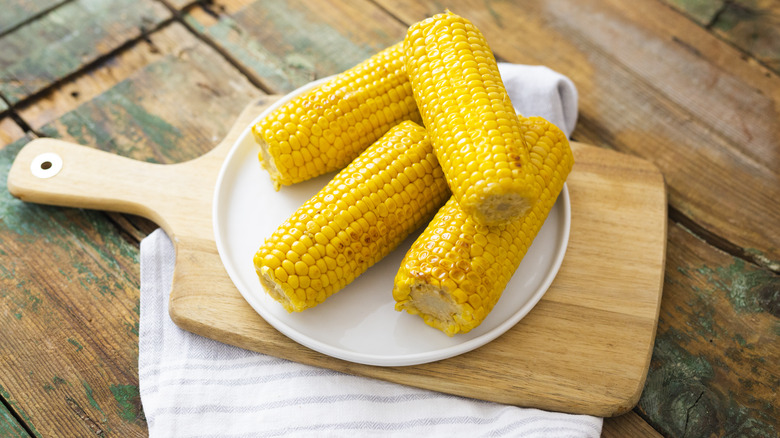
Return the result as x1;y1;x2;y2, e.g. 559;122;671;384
31;152;63;179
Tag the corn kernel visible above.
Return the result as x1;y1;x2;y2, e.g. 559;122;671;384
254;121;450;312
393;115;573;335
253;43;422;190
404;12;541;225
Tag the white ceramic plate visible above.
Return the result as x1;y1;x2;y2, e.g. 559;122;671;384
213;80;571;366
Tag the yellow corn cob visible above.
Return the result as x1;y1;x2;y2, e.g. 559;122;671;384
252;42;421;190
404;12;540;225
254;121;449;312
393;116;573;335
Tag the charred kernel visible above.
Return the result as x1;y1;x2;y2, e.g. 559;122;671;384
252;42;422;190
254;121;450;313
393;115;573;336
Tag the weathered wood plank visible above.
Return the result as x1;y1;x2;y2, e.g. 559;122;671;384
17;20;264;264
16;22;247;137
0;137;145;436
638;222;778;437
0;0;171;105
661;0;726;25
0;0;69;36
184;0;407;93
16;27;180;131
31;23;263;164
0;400;30;438
0;117;26;147
662;0;780;74
710;0;780;73
165;0;197;10
1;20;262;436
602;411;662;438
375;0;780;271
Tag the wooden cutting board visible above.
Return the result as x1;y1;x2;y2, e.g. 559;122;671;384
7;95;666;417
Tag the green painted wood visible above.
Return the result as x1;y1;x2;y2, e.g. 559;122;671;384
1;136;143;436
166;0;197;10
661;0;726;25
710;0;780;73
0;399;30;438
0;22;261;436
36;23;263;164
638;222;778;438
185;0;407;93
0;0;171;104
0;0;69;35
662;0;780;74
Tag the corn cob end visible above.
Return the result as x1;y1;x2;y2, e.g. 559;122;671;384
394;280;467;336
252;125;283;191
255;265;304;313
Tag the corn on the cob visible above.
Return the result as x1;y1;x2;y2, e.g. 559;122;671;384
393;116;573;335
404;12;540;226
252;42;421;190
254;121;449;312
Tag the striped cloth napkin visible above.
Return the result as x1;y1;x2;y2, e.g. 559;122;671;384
139;64;602;437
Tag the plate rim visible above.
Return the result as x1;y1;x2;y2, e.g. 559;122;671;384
212;79;571;366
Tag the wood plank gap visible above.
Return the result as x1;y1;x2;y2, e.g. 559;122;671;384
0;104;40;140
669;204;779;273
685;0;779;78
153;0;275;94
104;213;144;248
703;0;732;27
2;16;177;114
633;406;664;437
0;396;36;438
0;0;76;39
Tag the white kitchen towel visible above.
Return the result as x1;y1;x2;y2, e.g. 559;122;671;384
139;64;599;437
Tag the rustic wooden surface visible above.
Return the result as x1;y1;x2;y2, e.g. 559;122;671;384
0;0;777;436
7;109;667;417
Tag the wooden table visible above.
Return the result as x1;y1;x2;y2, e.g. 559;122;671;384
0;1;776;436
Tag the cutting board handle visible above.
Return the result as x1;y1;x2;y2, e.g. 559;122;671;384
7;138;186;229
7;96;280;237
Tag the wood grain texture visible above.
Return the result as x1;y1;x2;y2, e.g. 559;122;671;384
165;0;197;10
710;0;780;73
0;401;30;438
0;117;26;147
0;20;262;436
0;0;171;104
17;23;195;132
32;22;263;165
661;0;779;73
0;137;145;436
7;96;667;417
0;0;69;35
185;0;407;93
602;411;663;438
639;222;779;437
374;0;780;272
661;0;726;25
